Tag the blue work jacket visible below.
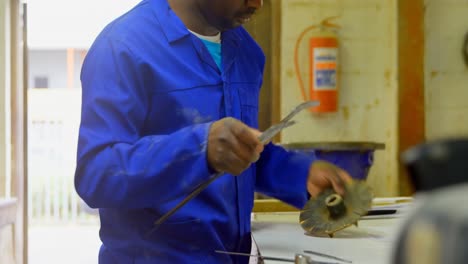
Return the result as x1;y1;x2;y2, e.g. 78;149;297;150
75;0;314;263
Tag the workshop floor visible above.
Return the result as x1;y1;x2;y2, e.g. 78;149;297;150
29;223;101;264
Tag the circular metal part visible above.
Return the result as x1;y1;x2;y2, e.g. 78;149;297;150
299;181;373;237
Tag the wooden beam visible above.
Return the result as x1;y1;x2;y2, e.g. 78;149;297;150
398;0;425;195
270;0;281;142
0;0;10;198
242;0;282;141
253;199;298;213
22;3;28;264
10;1;27;263
244;0;273;132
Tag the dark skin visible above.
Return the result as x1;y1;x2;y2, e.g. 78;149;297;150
168;0;262;35
168;0;352;198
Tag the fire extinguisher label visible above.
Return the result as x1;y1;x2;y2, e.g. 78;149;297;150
313;48;338;91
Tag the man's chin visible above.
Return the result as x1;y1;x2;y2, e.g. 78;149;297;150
220;22;243;31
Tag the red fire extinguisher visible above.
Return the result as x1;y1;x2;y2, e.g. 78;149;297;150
295;17;340;113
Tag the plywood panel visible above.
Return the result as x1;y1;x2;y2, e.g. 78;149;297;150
244;0;274;132
279;0;398;196
425;0;468;140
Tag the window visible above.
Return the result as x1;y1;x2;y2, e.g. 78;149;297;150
34;76;49;88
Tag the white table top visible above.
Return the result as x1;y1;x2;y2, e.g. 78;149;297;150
252;213;407;264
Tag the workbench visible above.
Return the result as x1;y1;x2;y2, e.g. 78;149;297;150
252;211;407;264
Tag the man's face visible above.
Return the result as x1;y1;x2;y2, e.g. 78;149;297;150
197;0;263;31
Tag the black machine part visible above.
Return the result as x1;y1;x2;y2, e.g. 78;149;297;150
402;138;468;192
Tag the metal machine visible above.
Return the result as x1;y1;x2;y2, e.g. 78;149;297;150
393;184;468;264
394;138;468;264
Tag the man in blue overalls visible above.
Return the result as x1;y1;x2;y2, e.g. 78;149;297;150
75;0;352;263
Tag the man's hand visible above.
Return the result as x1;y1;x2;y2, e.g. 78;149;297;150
207;118;264;175
307;160;353;198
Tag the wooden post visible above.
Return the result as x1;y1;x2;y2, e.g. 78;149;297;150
398;0;425;195
243;0;282;141
0;0;11;199
11;1;27;263
270;0;281;142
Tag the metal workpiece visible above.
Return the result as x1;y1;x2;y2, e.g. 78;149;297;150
300;181;373;237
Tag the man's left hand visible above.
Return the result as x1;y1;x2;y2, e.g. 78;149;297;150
307;160;353;198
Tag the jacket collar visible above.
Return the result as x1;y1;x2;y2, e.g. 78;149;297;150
150;0;189;43
149;0;241;46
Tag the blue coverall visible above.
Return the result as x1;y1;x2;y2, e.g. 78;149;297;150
75;0;314;263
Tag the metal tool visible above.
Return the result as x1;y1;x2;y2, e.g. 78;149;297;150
215;250;295;263
150;121;295;231
152;100;319;228
215;250;340;264
303;250;352;263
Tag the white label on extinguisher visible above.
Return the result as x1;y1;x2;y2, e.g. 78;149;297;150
313;48;338;91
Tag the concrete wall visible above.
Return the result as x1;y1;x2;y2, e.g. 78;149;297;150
425;0;468;139
279;0;399;196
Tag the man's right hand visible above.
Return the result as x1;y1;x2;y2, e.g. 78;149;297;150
207;118;264;175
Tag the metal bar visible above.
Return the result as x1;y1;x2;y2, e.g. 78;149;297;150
303;250;352;263
215;250;295;263
152;171;223;228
